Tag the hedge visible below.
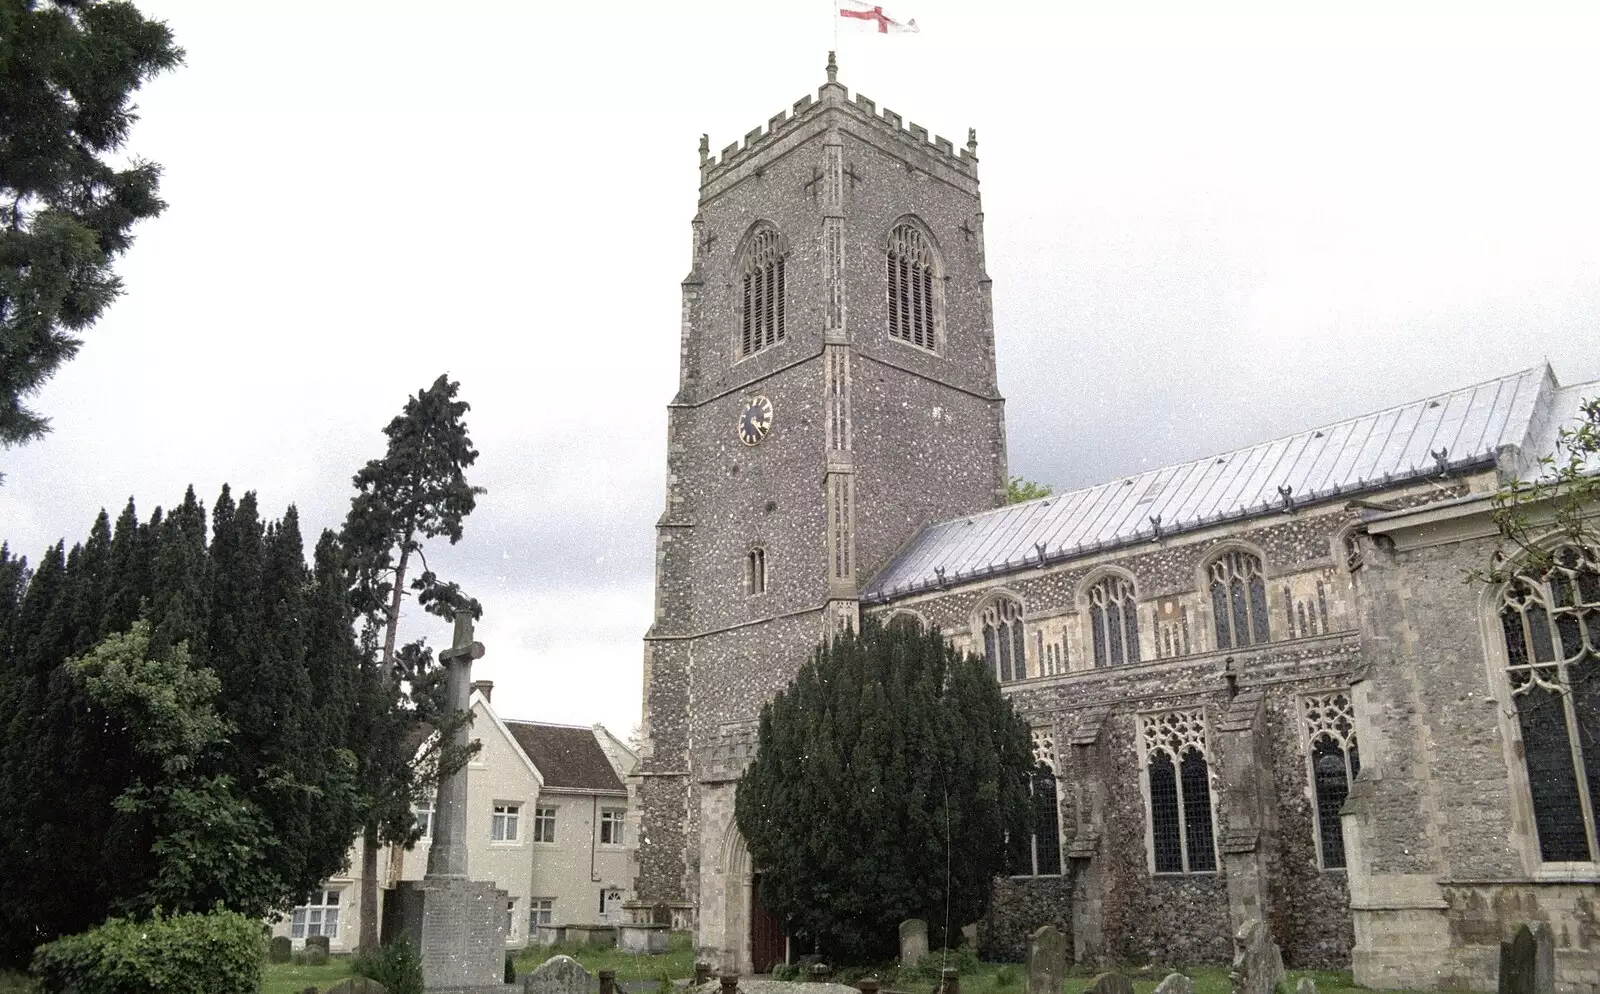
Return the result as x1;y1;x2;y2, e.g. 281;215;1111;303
31;907;264;994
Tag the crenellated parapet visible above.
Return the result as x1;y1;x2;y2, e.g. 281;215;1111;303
698;56;978;194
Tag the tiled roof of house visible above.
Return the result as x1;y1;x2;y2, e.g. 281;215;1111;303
505;722;625;794
865;364;1597;603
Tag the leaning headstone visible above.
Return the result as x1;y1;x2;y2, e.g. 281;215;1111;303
1229;919;1286;994
1296;978;1317;994
525;954;593;994
900;919;929;967
1155;974;1196;994
268;935;293;963
1028;925;1068;994
304;934;330;966
327;979;390;994
1084;972;1134;994
1499;922;1555;994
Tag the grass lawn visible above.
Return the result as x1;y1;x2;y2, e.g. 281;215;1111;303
261;957;354;994
907;963;1445;994
516;930;697;983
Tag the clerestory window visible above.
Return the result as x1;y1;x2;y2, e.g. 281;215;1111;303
886;222;938;352
1088;574;1141;667
1141;709;1218;874
739;227;786;358
1209;549;1270;649
980;596;1027;682
1302;692;1360;869
1499;545;1600;863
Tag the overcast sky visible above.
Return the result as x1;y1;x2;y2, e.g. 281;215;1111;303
3;1;1597;739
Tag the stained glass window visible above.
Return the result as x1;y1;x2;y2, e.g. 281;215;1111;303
1088;574;1140;667
1209;550;1269;649
1302;691;1360;869
1141;709;1216;874
981;596;1026;682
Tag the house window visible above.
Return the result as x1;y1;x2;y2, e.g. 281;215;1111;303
491;803;520;842
886;222;938;351
532;806;557;843
600;808;626;846
290;889;340;940
740;226;786;358
1499;545;1600;863
1209;550;1270;649
1020;727;1062;876
1087;574;1140;667
746;547;767;596
1141;709;1217;874
529;899;555;928
1302;692;1360;869
413;798;434;842
980;596;1027;682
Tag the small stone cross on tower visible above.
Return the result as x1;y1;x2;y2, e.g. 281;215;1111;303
425;609;484;879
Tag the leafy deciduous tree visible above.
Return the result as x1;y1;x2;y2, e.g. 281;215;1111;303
1005;476;1053;504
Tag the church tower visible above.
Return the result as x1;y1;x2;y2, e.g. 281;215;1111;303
634;55;1007;971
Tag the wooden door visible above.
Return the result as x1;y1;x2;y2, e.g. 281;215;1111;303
749;873;785;974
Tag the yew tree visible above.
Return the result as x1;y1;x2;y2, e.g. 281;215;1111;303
735;617;1035;964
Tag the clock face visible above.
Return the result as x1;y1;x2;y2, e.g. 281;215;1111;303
738;396;774;446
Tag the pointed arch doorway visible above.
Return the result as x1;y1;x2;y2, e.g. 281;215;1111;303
749;872;784;974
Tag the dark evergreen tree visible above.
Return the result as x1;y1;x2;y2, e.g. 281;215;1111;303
0;0;183;449
340;373;486;953
735;618;1035;964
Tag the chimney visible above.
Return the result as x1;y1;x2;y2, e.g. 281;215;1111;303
470;679;493;702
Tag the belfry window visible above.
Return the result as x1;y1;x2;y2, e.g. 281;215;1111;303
887;223;938;351
740;227;785;358
1141;709;1217;874
1088;574;1140;667
1209;550;1270;649
1302;692;1360;869
745;548;767;596
1499;545;1600;863
981;596;1027;682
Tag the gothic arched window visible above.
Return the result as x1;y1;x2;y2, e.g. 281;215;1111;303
1500;545;1600;863
745;547;767;596
980;596;1027;683
1087;574;1140;667
1209;550;1270;649
740;227;786;359
1302;692;1360;869
886;222;938;352
1026;727;1062;876
1141;709;1217;874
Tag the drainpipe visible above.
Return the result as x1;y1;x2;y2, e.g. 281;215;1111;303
591;795;600;884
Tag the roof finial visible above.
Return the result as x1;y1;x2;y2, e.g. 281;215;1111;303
698;133;709;165
826;50;838;84
967;127;978;153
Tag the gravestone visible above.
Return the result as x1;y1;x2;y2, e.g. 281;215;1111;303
1155;974;1196;994
305;934;330;966
1229;919;1286;994
525;955;592;994
269;935;293;963
900;919;929;967
1296;978;1317;994
1084;972;1134;994
1028;925;1068;994
327;979;391;994
1498;922;1554;994
389;610;511;990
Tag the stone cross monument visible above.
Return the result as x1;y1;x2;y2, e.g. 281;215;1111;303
389;609;510;992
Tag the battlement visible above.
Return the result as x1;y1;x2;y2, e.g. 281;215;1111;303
699;68;978;187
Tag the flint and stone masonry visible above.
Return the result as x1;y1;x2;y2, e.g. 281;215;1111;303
636;58;1600;992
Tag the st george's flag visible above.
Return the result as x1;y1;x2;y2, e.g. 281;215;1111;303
838;0;919;33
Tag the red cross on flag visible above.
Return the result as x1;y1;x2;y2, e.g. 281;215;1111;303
839;0;919;33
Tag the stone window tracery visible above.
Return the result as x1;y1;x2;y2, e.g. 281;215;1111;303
981;596;1027;683
1302;691;1360;869
745;547;767;596
1021;725;1062;876
1209;550;1270;649
740;227;786;359
1499;544;1600;863
886;223;938;352
1141;709;1217;874
1087;574;1140;667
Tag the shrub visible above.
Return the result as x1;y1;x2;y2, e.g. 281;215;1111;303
351;936;423;994
31;908;263;994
